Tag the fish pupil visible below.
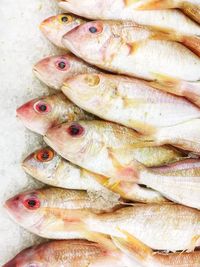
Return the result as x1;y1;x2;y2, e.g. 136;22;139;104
39;104;47;112
41;151;49;160
28;200;36;207
61;16;68;22
89;26;97;33
58;61;66;69
70;126;80;136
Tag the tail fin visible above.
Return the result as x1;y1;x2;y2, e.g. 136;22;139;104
181;2;200;24
149;73;200;107
111;229;152;263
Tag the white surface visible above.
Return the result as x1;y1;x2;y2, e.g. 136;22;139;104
0;0;63;264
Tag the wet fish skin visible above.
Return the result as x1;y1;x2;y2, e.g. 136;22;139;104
58;0;200;36
40;13;86;49
16;92;94;135
4;187;121;239
33;54;100;90
22;147;168;203
3;239;130;267
44;120;200;209
62;20;200;82
62;73;200;134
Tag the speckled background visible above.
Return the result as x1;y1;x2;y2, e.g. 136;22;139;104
0;0;63;264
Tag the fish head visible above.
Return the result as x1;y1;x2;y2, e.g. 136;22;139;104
16;93;71;135
40;13;85;48
33;55;74;89
44;121;102;163
2;245;44;267
62;73;118;109
22;147;60;185
63;21;114;63
4;190;47;231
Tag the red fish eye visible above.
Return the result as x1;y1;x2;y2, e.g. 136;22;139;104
36;149;54;162
23;197;40;210
34;101;51;114
55;59;70;71
88;23;103;34
67;123;84;137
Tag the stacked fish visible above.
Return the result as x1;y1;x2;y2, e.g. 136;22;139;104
3;1;200;266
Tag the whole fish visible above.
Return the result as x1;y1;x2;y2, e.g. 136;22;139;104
3;239;134;267
22;147;168;203
62;20;200;103
40;13;85;49
4;187;122;239
5;193;200;251
112;232;200;267
16;93;94;135
58;0;200;36
44;120;200;209
33;54;99;90
62;73;200;134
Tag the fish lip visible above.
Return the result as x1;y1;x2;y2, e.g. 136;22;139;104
33;67;60;90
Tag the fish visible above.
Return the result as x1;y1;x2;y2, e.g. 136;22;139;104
4;187;122;239
112;231;200;267
40;13;86;49
62;20;200;102
22;147;168;203
44;120;200;209
16;93;94;135
5;194;200;251
58;0;200;36
3;238;134;267
33;54;100;90
62;73;200;134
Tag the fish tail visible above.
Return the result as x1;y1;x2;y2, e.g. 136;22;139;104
181;2;200;24
135;0;177;10
149;73;200;107
111;229;152;263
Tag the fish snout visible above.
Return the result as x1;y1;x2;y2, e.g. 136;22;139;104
2;259;17;267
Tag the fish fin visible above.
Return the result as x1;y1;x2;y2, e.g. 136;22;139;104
181;2;200;24
180;35;200;58
149;73;200;107
111;229;152;262
136;0;176;10
124;0;142;7
187;235;200;252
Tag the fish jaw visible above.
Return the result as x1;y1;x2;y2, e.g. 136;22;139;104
40;14;85;49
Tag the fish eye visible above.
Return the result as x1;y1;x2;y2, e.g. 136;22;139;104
55;59;70;71
59;14;73;24
36;149;54;162
88;23;103;34
34;101;51;114
89;26;97;33
67;123;85;137
23;197;40;210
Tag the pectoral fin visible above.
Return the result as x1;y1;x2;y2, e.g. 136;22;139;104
181;2;200;24
112;229;152;262
136;0;176;10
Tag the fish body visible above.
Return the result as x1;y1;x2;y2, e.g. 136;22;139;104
44;120;200;209
16;93;94;135
58;0;200;36
22;147;168;203
3;239;131;267
40;14;86;49
63;20;200;82
5;193;200;251
33;54;99;90
62;73;200;134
